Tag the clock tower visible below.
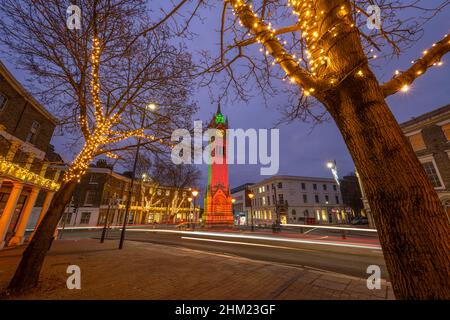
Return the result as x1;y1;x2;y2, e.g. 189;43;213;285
203;103;234;226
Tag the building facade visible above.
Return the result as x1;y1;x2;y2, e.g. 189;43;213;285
230;183;254;225
0;61;61;248
247;176;346;226
28;165;197;228
401;104;450;214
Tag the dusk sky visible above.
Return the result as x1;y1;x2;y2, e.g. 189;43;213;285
1;3;449;196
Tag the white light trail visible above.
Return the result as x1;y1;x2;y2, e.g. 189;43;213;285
128;229;381;250
181;236;315;252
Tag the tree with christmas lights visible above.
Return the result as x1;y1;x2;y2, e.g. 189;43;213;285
0;0;196;292
146;0;450;299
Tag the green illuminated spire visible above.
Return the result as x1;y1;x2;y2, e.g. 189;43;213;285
215;102;225;125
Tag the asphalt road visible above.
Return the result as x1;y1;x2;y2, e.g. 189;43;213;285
53;226;389;280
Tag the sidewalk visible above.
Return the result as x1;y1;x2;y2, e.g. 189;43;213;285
0;238;395;300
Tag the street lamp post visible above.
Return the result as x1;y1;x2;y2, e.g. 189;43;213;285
326;160;340;186
231;198;236;225
191;189;198;229
248;192;254;231
187;197;192;229
119;103;156;249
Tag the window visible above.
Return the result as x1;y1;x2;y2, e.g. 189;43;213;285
0;93;7;111
422;161;443;188
315;195;319;203
63;212;72;225
408;132;426;151
80;212;91;224
26;121;40;144
441;123;450;141
277;182;283;189
333;185;337;191
335;195;340;204
84;190;97;206
323;184;327;191
313;184;317;190
303;194;308;203
325;195;329;203
292;209;296;215
89;173;100;184
301;183;306;190
278;194;284;203
262;196;266;205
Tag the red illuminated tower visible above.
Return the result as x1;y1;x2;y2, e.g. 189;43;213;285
203;104;234;226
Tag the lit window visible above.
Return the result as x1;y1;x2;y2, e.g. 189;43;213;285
408;132;426;151
441;123;450;141
422;161;443;188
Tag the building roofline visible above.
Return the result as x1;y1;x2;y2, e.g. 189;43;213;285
250;175;336;186
400;104;450;130
0;61;58;125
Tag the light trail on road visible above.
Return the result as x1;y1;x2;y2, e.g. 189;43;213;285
181;236;317;252
128;229;382;250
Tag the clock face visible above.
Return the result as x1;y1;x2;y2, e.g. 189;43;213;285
216;128;225;137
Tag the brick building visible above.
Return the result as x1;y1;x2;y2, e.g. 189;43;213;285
401;104;450;213
0;61;62;248
34;163;199;228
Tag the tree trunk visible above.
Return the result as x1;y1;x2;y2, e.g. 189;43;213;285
310;0;450;299
327;72;450;299
7;180;77;293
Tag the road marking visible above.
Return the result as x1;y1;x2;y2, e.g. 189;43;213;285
303;227;317;234
128;229;382;250
181;236;316;252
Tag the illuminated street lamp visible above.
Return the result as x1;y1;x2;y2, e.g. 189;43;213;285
326;160;340;186
147;103;157;111
191;189;199;228
231;198;236;224
248;192;255;231
119;103;157;249
187;197;193;227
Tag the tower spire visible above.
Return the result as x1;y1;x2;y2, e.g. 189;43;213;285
217;102;221;114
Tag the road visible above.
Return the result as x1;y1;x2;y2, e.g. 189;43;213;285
52;225;389;280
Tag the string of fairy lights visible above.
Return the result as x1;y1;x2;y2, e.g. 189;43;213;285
229;0;447;95
63;37;158;183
